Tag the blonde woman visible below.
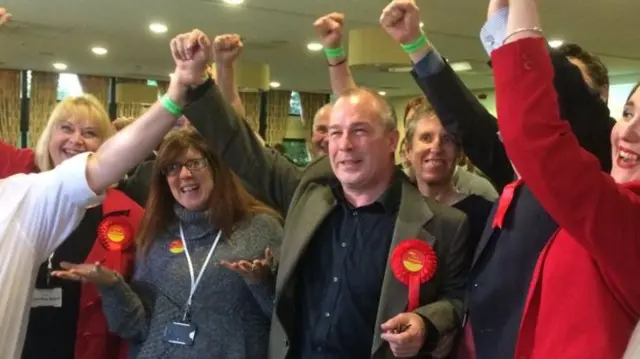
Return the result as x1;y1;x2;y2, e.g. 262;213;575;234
0;37;201;358
0;95;146;359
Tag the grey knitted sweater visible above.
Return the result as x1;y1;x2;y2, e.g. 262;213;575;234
98;206;283;359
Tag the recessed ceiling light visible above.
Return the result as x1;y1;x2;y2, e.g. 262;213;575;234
307;42;323;52
53;62;67;71
269;81;281;88
548;39;564;48
378;91;387;96
149;23;168;34
223;0;244;4
420;22;424;28
91;46;108;55
451;61;472;72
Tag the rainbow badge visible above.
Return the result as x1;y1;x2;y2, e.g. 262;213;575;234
169;240;184;254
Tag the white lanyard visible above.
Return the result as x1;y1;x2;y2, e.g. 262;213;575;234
179;223;221;320
46;253;55;286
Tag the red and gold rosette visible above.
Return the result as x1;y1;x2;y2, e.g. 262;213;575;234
98;217;133;251
390;239;437;311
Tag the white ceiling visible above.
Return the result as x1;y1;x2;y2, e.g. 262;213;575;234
1;0;640;96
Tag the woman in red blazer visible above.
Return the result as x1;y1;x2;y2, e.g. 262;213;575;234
492;1;640;358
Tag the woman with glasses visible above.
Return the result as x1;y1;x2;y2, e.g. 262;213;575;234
54;126;283;359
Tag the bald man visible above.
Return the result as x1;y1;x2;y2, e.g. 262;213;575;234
309;103;332;158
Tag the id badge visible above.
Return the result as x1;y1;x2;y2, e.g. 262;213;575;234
163;321;197;346
31;288;63;308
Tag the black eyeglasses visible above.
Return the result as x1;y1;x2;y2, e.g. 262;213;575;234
163;158;207;176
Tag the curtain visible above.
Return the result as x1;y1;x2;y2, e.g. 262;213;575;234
240;92;260;133
29;71;58;147
299;91;329;139
117;79;152;118
0;70;21;146
117;103;148;118
78;75;108;107
265;90;290;145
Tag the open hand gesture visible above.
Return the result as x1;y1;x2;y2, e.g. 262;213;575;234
51;261;119;287
221;248;274;284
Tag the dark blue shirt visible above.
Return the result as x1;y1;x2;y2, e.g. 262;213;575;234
468;185;558;359
294;174;402;359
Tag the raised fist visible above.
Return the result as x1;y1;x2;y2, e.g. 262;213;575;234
213;34;243;66
313;13;344;49
170;29;213;87
380;0;422;45
0;8;11;26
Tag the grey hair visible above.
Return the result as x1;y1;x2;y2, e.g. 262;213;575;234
312;103;333;129
336;87;398;132
404;104;436;147
404;105;461;151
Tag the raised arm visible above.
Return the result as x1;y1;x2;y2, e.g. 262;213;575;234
313;13;357;96
84;80;187;194
494;0;640;302
176;34;302;215
213;34;247;119
380;0;513;191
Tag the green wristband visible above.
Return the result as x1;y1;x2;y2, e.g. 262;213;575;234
324;46;346;59
401;33;429;54
160;94;182;116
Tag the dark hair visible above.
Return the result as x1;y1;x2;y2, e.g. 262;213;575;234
627;82;640;103
135;128;281;255
557;43;609;93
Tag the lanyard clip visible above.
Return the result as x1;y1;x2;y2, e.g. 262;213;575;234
46;255;54;287
182;304;191;322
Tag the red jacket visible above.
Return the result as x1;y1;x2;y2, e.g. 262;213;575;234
0;144;142;359
76;188;141;359
0;141;37;176
493;38;640;359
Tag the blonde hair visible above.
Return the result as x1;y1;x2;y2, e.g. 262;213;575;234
112;116;136;131
35;94;115;171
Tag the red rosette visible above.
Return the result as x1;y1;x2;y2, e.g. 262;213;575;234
390;239;437;311
97;217;134;251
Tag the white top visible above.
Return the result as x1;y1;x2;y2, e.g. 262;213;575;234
0;152;102;359
624;322;640;358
